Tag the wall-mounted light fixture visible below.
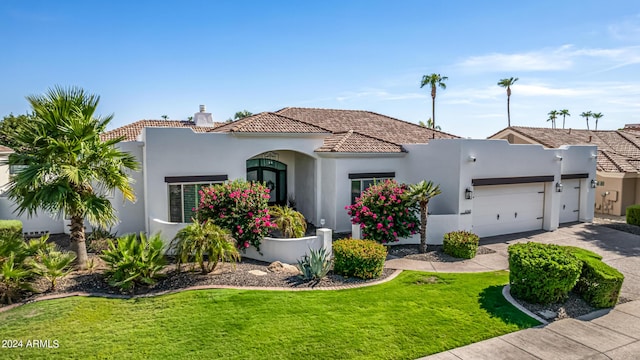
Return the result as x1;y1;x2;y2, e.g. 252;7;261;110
468;155;477;162
590;153;597;159
555;155;563;161
556;182;563;192
320;219;326;227
465;188;474;199
590;179;597;188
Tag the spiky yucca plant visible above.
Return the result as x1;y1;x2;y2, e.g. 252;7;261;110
269;205;307;238
171;220;240;274
297;247;332;281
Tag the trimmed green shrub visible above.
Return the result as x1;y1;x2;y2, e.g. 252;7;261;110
626;204;640;226
443;231;479;259
333;239;387;279
566;247;624;308
508;242;582;304
101;233;167;292
0;220;23;237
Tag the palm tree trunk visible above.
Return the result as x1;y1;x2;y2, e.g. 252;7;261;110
507;94;511;127
586;118;590;130
419;201;428;253
562;116;565;129
69;215;88;270
431;87;436;130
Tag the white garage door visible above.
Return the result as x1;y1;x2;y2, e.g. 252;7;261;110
560;179;580;223
472;183;545;238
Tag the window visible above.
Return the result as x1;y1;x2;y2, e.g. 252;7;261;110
168;182;221;223
350;177;393;205
165;175;228;223
9;165;27;175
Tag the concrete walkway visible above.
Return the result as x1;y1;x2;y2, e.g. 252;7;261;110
385;223;640;360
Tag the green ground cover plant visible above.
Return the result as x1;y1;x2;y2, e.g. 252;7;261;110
0;271;538;359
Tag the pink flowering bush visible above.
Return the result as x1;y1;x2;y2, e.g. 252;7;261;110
197;179;275;251
346;179;419;244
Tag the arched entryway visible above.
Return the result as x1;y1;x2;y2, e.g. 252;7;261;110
246;158;287;205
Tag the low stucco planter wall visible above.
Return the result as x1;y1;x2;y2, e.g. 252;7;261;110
351;214;466;245
150;218;332;263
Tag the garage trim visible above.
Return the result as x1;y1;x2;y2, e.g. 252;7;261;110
561;173;589;180
472;175;554;186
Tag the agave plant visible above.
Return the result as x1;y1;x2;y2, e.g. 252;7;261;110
269;205;307;238
0;255;35;304
30;247;76;291
171;219;240;274
297;247;332;281
101;233;167;292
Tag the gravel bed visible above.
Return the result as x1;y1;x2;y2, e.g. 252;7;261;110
386;244;496;262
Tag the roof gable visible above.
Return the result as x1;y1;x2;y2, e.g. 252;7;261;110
101;120;225;142
212;112;330;133
315;130;405;153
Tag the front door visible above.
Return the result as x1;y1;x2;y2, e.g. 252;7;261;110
246;159;287;205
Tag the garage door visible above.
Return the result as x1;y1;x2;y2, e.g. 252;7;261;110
559;179;580;223
472;183;545;238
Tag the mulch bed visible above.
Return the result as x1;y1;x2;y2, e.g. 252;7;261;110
386;244;496;262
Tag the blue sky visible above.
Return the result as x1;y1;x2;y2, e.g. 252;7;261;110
1;1;639;138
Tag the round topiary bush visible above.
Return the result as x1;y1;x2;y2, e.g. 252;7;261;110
443;231;479;259
333;238;387;279
508;242;582;304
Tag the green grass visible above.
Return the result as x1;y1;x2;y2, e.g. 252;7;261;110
0;271;538;359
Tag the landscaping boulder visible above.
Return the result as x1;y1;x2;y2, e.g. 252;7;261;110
267;261;300;274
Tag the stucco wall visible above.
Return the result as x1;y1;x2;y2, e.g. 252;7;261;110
294;152;316;223
142;128;326;232
111;141;146;235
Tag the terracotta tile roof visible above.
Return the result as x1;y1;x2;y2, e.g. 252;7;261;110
213;112;330;133
275;107;458;144
315;130;406;153
101;120;224;141
493;126;640;173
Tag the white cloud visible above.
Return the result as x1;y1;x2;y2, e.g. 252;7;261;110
609;14;640;41
456;45;640;73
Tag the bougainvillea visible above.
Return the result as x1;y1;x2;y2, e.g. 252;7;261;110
346;179;419;244
197;179;275;251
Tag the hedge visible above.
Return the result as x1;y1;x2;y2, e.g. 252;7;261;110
567;247;624;308
626;204;640;226
443;231;479;259
333;239;387;279
508;242;582;304
0;220;23;237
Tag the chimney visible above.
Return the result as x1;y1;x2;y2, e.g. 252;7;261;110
588;135;592;142
193;104;215;127
568;128;571;134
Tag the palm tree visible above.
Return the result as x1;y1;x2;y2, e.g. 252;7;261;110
234;110;253;120
592;112;603;131
558;109;570;129
420;74;448;130
161;115;169;120
405;180;441;253
6;86;139;269
547;110;558;129
580;111;593;130
269;205;306;238
497;77;519;127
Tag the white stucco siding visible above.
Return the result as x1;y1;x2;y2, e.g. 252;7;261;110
142;128;325;233
318;157;337;229
110;141;146;235
294;152;316;224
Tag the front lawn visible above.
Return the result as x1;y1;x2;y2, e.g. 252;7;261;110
0;271;538;359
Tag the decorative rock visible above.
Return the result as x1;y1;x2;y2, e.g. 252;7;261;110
538;310;558;319
267;261;300;274
248;270;268;276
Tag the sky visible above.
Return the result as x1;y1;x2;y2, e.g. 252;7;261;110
1;0;639;139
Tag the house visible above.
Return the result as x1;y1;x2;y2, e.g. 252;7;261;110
489;126;640;216
1;107;596;243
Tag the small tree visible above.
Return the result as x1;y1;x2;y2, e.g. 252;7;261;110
346;179;419;244
405;180;442;253
580;111;593;130
592;112;603;131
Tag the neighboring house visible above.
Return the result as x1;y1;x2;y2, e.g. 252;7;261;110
490;126;640;216
1;107;597;242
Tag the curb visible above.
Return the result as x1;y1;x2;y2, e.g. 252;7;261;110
0;269;403;314
501;285;549;325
